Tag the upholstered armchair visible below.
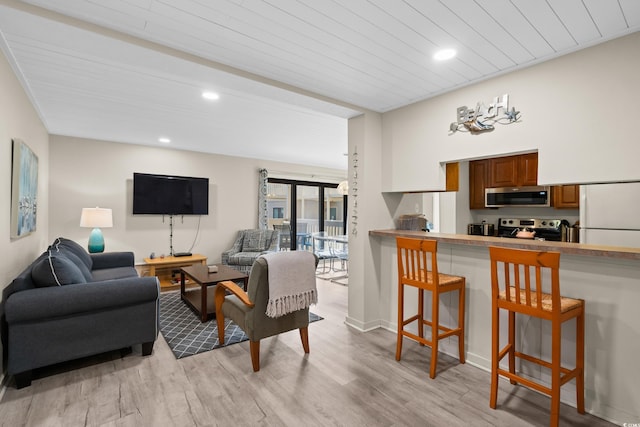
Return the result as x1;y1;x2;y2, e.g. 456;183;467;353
221;229;280;274
214;252;318;371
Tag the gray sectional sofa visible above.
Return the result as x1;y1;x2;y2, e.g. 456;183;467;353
1;237;159;388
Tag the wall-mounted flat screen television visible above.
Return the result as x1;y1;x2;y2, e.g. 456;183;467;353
133;172;209;215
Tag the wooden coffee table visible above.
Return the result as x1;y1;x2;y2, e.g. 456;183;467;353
180;264;248;322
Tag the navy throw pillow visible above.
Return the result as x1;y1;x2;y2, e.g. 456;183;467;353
49;245;93;282
51;237;93;270
31;251;87;287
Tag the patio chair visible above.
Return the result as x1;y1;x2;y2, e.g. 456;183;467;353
273;223;292;250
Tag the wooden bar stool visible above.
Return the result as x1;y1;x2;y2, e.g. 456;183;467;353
488;246;585;426
395;237;466;378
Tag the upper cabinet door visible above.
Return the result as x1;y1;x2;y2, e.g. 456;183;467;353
469;160;489;209
489;156;519;187
519;153;538;186
488;153;538;187
552;185;580;208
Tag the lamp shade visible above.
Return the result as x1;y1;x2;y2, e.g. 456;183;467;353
80;207;113;228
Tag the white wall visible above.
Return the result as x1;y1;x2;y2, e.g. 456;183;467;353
49;135;346;264
381;32;640;192
0;47;49;371
345;112;397;331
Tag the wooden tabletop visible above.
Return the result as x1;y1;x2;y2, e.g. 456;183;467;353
180;263;248;284
369;229;640;261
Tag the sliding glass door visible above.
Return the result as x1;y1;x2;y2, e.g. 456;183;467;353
267;178;346;250
296;185;319;250
324;186;345;236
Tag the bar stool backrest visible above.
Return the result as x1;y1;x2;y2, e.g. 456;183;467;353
397;237;439;288
489;246;561;318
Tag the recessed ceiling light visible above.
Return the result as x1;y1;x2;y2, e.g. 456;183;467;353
158;137;171;143
433;48;456;61
202;91;220;100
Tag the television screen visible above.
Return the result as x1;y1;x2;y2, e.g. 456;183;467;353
133;173;209;215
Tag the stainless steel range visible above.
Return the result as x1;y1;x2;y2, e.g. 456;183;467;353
497;218;564;241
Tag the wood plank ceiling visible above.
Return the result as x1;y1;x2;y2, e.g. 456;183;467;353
0;0;638;169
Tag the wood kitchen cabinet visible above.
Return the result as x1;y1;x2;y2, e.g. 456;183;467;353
469;159;489;209
519;153;539;186
445;162;460;192
488;156;519;187
488;153;538;187
552;185;580;208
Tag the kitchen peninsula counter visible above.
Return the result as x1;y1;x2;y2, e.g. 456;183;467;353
369;229;640;260
368;228;640;424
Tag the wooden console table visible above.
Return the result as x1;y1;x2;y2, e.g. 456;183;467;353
143;254;207;290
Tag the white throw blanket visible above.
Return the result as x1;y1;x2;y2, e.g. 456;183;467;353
262;251;318;318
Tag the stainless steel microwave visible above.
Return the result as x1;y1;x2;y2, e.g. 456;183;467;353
485;186;551;208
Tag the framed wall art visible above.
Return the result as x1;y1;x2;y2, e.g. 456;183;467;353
11;138;38;239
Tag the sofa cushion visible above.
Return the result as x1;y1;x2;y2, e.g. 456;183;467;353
242;230;270;252
229;252;263;266
31;251;88;287
51;237;93;270
91;266;138;282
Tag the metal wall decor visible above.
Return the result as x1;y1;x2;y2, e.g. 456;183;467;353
449;94;520;134
350;146;358;236
258;168;268;230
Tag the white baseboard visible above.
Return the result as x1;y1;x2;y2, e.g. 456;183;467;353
344;316;381;332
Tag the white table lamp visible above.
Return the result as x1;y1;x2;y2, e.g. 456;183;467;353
80;207;113;253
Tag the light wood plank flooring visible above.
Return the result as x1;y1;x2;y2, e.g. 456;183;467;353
0;277;614;426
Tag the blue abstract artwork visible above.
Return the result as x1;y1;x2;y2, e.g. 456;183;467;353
11;139;38;238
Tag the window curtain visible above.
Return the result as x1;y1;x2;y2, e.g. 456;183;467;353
258;168;268;230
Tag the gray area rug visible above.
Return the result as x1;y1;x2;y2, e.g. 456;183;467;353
159;291;322;359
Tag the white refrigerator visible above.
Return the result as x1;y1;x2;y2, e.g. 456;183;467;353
579;182;640;248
